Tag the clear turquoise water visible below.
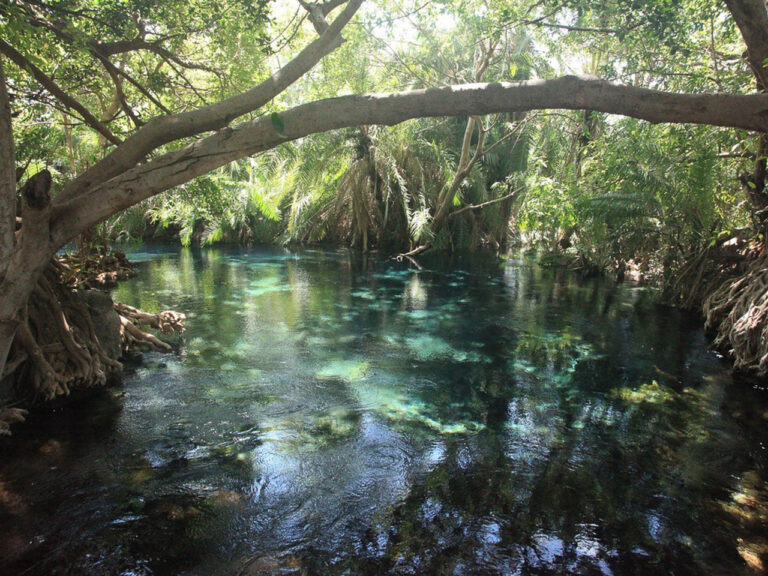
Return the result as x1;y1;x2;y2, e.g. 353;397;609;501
1;246;766;575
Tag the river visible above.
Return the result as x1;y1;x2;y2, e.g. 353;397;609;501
1;246;766;575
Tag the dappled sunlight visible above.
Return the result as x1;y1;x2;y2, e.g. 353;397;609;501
1;248;766;575
315;359;370;382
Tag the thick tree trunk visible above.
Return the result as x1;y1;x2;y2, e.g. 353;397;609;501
0;58;15;282
0;172;54;382
723;0;768;90
723;0;768;229
0;57;20;382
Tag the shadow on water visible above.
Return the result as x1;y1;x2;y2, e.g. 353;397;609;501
1;245;767;575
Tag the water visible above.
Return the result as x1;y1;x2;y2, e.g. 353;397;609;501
1;246;767;575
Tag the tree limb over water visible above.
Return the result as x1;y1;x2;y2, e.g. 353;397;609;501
51;76;768;246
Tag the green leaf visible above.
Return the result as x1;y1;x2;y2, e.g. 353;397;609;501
270;112;285;136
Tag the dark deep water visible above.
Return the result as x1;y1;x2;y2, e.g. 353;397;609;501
1;246;767;575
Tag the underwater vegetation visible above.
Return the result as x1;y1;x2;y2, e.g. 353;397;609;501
1;247;766;575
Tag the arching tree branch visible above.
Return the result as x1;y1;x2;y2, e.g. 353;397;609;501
94;38;220;76
50;76;768;247
94;52;171;117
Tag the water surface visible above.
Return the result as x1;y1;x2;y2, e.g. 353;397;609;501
1;246;767;575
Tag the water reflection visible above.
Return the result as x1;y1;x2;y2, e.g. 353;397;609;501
0;246;766;575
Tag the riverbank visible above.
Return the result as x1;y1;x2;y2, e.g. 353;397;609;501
0;250;184;437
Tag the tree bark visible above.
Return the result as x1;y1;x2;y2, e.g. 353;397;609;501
723;0;768;90
0;57;15;283
0;171;54;382
0;57;19;390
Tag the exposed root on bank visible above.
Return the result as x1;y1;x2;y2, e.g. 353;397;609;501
704;254;768;375
669;231;768;376
668;232;754;309
116;303;186;354
58;249;137;288
1;254;184;436
3;260;123;401
0;408;28;437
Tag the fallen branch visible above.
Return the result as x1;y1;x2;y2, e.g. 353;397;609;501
449;187;522;219
395;244;430;262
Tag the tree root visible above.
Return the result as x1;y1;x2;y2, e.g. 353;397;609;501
0;408;28;437
115;303;185;336
58;249;137;288
665;235;768;376
667;233;754;310
703;254;768;375
117;304;185;353
1;253;184;436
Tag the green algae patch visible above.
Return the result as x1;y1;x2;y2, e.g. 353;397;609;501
355;382;484;435
246;276;292;297
613;380;676;405
316;360;371;382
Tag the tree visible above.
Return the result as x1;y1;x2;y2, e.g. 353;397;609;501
2;0;768;385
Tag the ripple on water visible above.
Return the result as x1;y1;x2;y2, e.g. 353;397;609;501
1;247;767;576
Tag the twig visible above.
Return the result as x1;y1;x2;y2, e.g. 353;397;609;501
449;187;523;218
395;244;429;261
